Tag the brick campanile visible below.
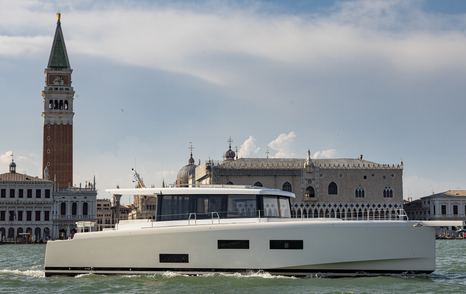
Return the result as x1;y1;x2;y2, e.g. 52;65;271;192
42;13;74;188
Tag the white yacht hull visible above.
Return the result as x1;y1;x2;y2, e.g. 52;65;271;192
45;219;437;277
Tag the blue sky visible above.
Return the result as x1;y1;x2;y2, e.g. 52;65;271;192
0;0;465;200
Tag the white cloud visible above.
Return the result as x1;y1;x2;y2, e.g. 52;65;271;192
1;1;466;85
312;149;337;159
238;136;260;158
268;131;296;158
0;150;13;163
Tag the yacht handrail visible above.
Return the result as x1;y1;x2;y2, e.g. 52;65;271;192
188;213;197;225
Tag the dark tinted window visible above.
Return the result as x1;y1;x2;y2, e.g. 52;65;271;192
159;254;189;263
45;189;50;198
218;240;249;249
270;240;303;250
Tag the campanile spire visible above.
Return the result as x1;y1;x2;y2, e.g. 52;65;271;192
42;13;74;188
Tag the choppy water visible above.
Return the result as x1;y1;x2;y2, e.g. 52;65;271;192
0;241;465;293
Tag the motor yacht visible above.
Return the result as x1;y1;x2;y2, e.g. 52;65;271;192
44;186;463;277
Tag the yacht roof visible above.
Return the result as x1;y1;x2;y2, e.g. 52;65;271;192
105;186;295;198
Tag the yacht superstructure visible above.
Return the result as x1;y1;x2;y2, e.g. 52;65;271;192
44;186;463;277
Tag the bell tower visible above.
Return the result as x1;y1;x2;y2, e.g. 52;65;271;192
42;13;74;188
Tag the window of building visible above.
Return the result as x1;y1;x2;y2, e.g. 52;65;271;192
253;181;263;187
1;189;5;198
433;205;436;215
383;187;394;198
19;189;24;198
355;187;365;198
218;240;249;249
0;211;5;221
45;189;50;198
36;189;41;198
26;211;32;221
282;182;292;192
18;211;23;221
27;189;32;198
44;211;50;221
453;205;458;215
328;182;338;195
9;211;15;221
441;205;447;215
9;189;15;198
305;186;315;198
60;203;66;216
83;203;89;216
72;202;77;216
35;211;41;221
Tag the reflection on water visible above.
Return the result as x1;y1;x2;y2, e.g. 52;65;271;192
0;241;465;293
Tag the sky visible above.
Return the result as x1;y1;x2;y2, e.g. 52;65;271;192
0;0;465;201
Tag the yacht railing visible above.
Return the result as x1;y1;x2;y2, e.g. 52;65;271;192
120;208;410;230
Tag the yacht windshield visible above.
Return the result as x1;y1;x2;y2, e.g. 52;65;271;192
227;195;257;218
156;194;290;221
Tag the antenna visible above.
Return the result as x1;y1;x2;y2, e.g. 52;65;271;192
265;147;270;159
188;141;194;155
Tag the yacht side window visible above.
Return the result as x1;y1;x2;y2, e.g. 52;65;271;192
227;195;257;218
279;197;291;218
263;196;279;217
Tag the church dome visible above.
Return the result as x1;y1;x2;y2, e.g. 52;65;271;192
176;152;196;187
224;148;236;160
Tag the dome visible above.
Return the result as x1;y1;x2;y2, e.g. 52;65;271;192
176;152;196;187
224;147;235;160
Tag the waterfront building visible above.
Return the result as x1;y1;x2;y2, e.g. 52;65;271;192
404;190;466;221
96;199;113;231
0;160;54;242
53;184;97;238
188;142;404;219
41;14;97;238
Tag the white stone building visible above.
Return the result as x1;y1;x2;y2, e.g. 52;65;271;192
53;184;97;239
188;144;404;220
0;160;54;242
404;190;466;221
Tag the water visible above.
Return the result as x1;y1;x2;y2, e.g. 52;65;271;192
0;241;465;293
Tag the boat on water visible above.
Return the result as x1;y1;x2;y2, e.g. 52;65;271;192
44;186;463;277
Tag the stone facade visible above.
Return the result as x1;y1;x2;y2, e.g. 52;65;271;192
404;190;466;221
191;148;404;219
0;161;54;242
53;185;97;239
96;199;113;231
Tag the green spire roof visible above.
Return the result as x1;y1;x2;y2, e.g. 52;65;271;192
47;14;70;69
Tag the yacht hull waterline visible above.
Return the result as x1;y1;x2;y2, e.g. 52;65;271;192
45;219;439;277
